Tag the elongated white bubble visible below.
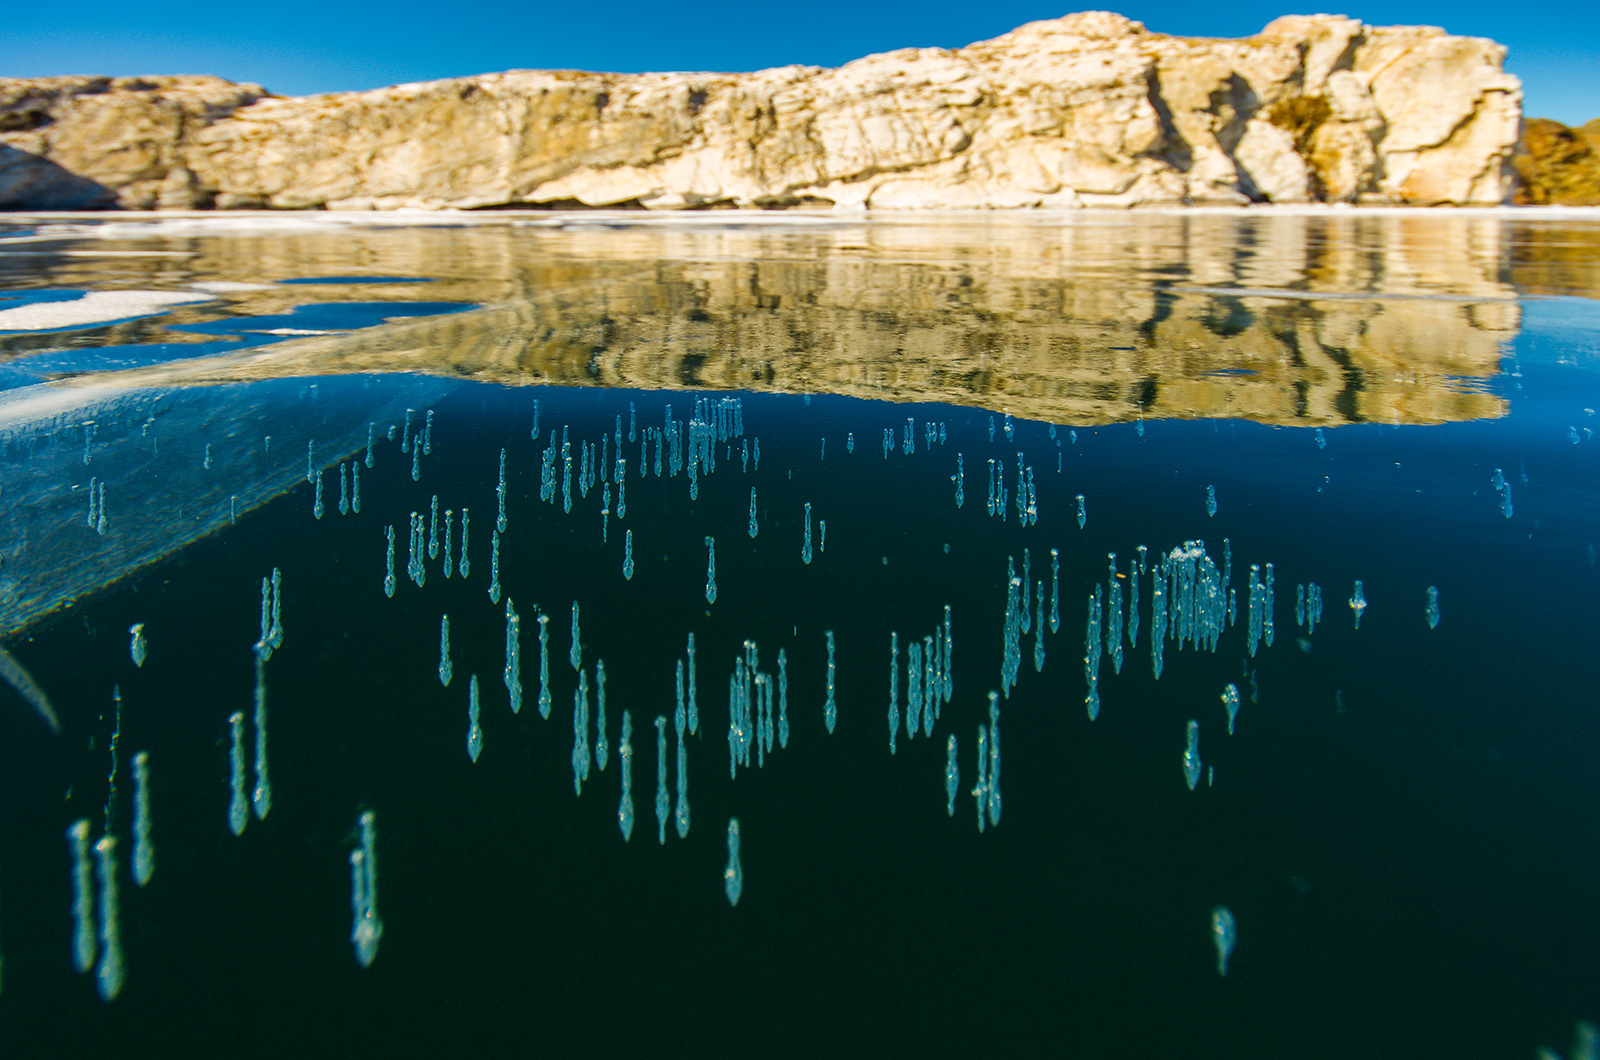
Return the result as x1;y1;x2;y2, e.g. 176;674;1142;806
1222;683;1240;735
252;652;271;820
487;529;500;604
906;640;921;742
724;818;743;906
748;488;759;538
129;624;146;668
675;723;691;839
705;536;717;604
350;811;383;968
442;509;452;578
618;711;635;841
595;660;608;770
655;716;670;844
92;836;124;1001
1211;906;1237;977
801;503;813;565
313;468;324;520
888;632;900;755
945;734;959;815
1049;549;1060;634
623;528;636;580
537;611;552;719
1085;585;1103;721
428;496;439;559
384;525;396;597
227;711;248;836
1350;580;1367;629
686;632;699;735
569;600;582;672
504;600;522;713
352;460;362;514
339;462;349;515
986;693;1001;827
777;648;790;749
131;752;154;886
1183;720;1202;791
572;668;591;792
972;724;988;833
1426;585;1440;629
1076;494;1086;529
68;820;96;973
439;614;453;687
467;675;482;763
824;631;837;734
1206;484;1217;517
458;508;470;578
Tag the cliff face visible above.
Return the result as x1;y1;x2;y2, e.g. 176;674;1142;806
0;12;1524;211
1513;117;1600;206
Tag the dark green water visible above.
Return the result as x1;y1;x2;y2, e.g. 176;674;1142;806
0;213;1597;1059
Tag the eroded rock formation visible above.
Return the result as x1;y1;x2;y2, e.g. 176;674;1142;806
1;12;1524;210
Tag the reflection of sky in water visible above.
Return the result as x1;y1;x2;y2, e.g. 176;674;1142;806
0;214;1596;1058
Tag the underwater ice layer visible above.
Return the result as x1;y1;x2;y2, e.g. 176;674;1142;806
0;227;1597;1059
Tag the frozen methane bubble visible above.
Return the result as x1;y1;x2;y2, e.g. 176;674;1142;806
618;711;634;841
1349;580;1367;629
1222;683;1240;735
438;615;453;687
724;818;743;907
1206;484;1217;517
1211;906;1237;977
92;835;124;1001
349;811;383;968
227;712;248;836
1425;586;1440;629
1183;720;1202;791
654;716;670;844
945;734;959;816
131;752;154;886
67;819;96;973
467;676;482;763
129;624;147;668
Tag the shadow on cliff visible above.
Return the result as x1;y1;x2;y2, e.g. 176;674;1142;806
0;144;117;210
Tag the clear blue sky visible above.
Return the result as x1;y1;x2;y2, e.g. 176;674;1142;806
8;1;1597;125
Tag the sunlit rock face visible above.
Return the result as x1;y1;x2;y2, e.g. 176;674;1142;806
0;13;1522;210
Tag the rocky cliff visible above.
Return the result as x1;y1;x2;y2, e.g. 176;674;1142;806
1;12;1524;211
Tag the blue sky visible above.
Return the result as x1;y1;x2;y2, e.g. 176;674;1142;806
8;1;1598;125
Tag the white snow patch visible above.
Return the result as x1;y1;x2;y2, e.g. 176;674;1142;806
0;290;213;332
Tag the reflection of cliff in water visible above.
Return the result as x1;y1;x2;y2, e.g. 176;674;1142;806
0;375;456;639
14;212;1582;424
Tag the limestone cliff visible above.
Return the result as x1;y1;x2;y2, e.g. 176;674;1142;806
1;12;1523;210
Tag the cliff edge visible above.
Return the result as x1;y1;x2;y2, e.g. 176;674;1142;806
0;12;1524;210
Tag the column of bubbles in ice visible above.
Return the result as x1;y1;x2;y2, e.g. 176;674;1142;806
595;660;609;770
227;711;248;836
68;820;96;974
1129;545;1145;649
572;668;591;793
970;720;988;831
441;509;452;577
131;751;154;886
439;615;453;687
1105;554;1124;675
92;835;124;1000
1183;720;1202;790
954;452;964;507
349;810;382;967
536;610;552;719
824;631;837;734
384;525;396;597
686;632;699;735
705;537;717;604
487;528;500;604
654;716;670;844
986;693;1001;826
675;675;691;839
1425;586;1440;629
1211;907;1236;977
1222;683;1241;735
129;623;147;668
724;818;743;907
1084;583;1103;720
338;463;348;515
1296;582;1324;633
618;711;635;840
503;600;521;714
1491;467;1514;518
1001;558;1022;698
467;675;482;763
887;632;900;754
1349;580;1367;629
748;488;758;537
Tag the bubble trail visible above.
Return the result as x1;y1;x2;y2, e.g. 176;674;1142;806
724;818;743;907
674;723;691;839
1085;585;1103;721
801;503;813;564
777;648;790;749
572;669;591;793
623;529;635;580
705;536;718;604
972;725;988;833
748;488;759;538
227;712;248;836
365;422;375;467
1350;580;1368;629
439;615;453;687
384;526;396;598
487;530;500;604
687;632;699;735
313;469;324;520
1076;495;1086;529
1425;585;1440;629
537;611;552;719
954;453;965;507
92;836;124;1001
428;496;440;559
569;601;582;672
338;463;349;515
655;716;670;845
1206;484;1217;517
129;624;147;668
467;675;482;763
67;820;96;973
986;693;1002;827
252;652;271;820
824;631;837;734
945;735;959;815
1106;554;1123;675
1183;720;1202;791
1212;907;1237;977
906;640;921;742
618;711;635;841
410;438;420;482
351;461;362;514
595;661;608;770
131;752;154;886
1033;582;1046;672
888;632;900;755
442;510;453;578
498;448;510;531
350;811;382;968
1049;549;1060;634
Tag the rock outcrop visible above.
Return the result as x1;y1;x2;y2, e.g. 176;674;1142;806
1513;117;1600;206
1;13;1524;210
